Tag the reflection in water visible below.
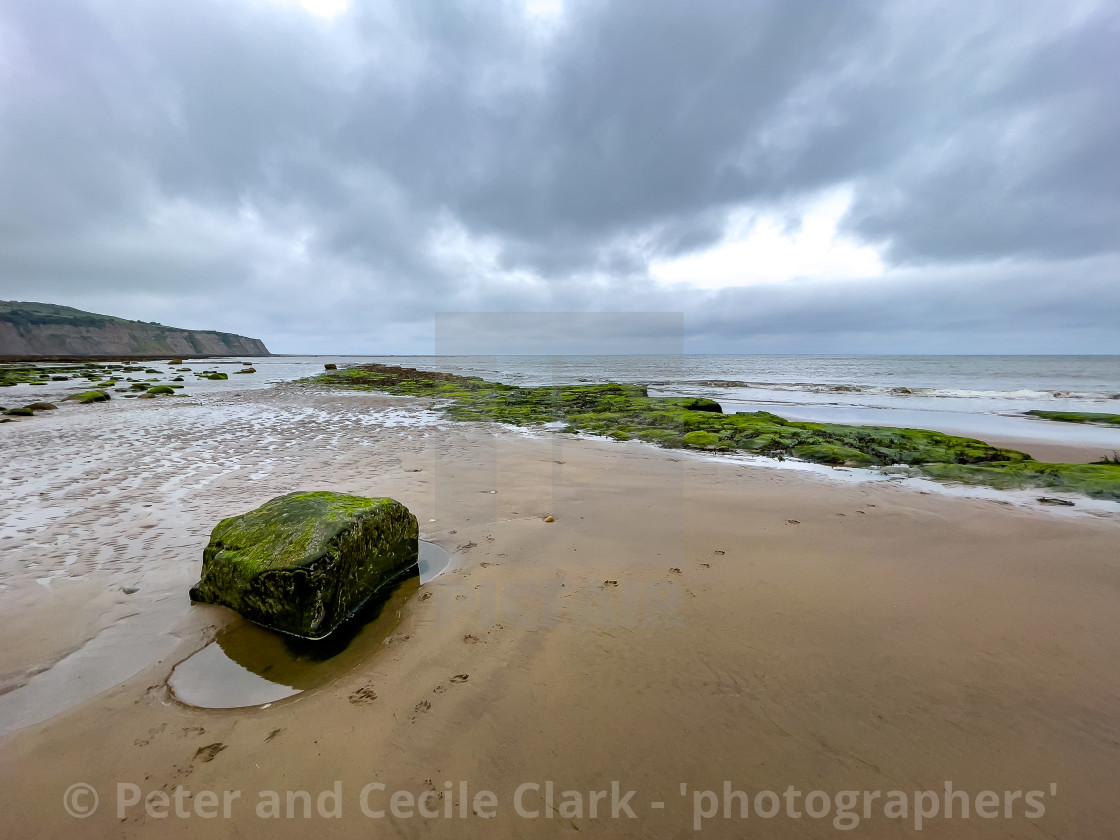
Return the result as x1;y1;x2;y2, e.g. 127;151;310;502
169;541;451;709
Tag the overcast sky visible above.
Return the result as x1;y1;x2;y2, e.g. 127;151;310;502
1;0;1117;354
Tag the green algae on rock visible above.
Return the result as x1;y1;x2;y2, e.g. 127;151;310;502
206;372;229;380
306;363;1120;502
63;390;111;404
920;461;1120;502
189;492;419;639
1025;410;1120;427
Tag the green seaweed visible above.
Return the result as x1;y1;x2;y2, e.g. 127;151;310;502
1025;410;1120;427
146;385;176;395
305;364;1120;502
920;461;1120;502
63;390;111;404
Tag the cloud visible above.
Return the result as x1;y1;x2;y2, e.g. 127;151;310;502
0;0;1116;352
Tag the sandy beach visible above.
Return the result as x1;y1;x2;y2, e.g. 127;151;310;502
2;386;1119;838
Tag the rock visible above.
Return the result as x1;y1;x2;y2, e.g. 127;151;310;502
4;407;34;416
234;368;256;374
879;465;916;476
122;586;139;595
1037;497;1075;506
678;397;723;413
206;372;229;380
63;390;111;404
145;385;176;395
169;359;183;365
190;492;418;639
683;430;721;448
24;402;57;411
324;363;338;370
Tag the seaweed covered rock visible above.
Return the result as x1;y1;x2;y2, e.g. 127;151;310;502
190;492;419;639
206;372;229;380
677;397;723;413
64;390;111;404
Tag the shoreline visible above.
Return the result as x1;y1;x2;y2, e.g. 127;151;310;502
2;387;1120;836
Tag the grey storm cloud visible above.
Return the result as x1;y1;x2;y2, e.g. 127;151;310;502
0;0;1117;352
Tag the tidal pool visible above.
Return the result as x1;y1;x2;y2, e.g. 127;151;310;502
169;541;450;709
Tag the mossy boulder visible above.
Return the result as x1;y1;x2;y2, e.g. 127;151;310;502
793;443;877;467
4;407;34;416
24;402;57;411
189;492;419;639
64;390;111;404
146;385;176;395
206;372;229;380
683;430;722;448
677;397;723;413
324;363;338;370
234;367;256;374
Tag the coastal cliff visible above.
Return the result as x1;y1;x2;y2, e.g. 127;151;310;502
0;301;269;357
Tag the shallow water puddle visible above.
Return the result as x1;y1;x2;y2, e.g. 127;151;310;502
169;541;450;709
418;538;451;583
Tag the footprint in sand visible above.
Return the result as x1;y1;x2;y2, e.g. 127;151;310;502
713;550;725;555
349;685;379;705
463;634;480;644
265;728;285;742
786;519;800;525
669;568;681;574
134;723;167;747
450;674;469;683
193;743;226;763
415;699;431;713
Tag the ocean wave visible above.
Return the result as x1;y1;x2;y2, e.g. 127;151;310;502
682;380;1120;402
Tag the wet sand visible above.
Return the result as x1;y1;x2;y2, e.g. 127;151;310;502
2;388;1119;838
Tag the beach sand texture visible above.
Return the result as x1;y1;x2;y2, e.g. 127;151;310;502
1;387;1119;838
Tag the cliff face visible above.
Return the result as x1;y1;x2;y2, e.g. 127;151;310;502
0;301;270;357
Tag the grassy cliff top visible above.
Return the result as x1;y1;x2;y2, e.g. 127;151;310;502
0;300;245;338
